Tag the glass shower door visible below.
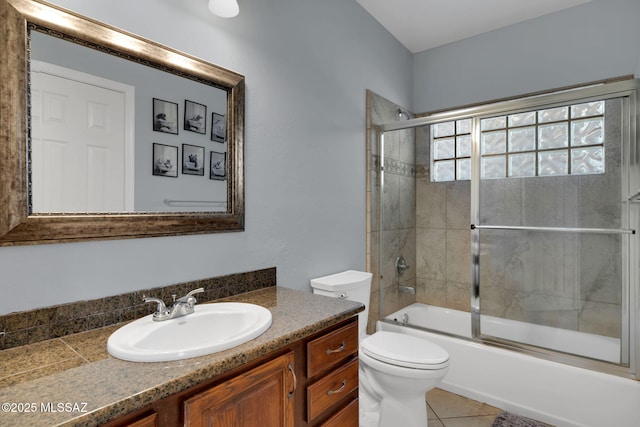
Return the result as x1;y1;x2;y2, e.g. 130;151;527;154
472;96;636;367
377;124;418;318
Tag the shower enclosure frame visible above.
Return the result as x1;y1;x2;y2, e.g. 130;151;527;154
376;78;640;380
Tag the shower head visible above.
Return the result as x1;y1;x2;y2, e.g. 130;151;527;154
397;108;410;120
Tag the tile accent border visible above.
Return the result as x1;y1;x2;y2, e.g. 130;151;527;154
0;267;276;351
372;154;416;178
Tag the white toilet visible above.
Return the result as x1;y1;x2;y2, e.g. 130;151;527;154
311;270;449;427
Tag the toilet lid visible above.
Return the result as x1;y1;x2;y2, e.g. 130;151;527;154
361;331;449;370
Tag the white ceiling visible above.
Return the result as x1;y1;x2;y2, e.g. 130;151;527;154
355;0;592;54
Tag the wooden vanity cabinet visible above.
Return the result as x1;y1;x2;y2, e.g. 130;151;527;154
184;351;295;427
306;320;359;426
102;317;358;427
119;413;158;427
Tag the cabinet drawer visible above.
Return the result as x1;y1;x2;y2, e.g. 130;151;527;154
307;358;358;422
307;321;358;378
121;413;157;427
320;398;358;427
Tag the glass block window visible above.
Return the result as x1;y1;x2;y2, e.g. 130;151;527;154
431;118;472;181
431;100;605;182
481;100;604;179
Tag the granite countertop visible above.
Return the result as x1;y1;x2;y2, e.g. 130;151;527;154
0;287;363;426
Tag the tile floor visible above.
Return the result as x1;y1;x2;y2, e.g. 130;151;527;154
426;388;553;427
426;388;502;427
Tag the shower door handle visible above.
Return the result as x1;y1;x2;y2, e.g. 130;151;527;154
628;190;640;203
471;224;635;235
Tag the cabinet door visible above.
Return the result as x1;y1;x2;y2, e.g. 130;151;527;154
184;352;295;427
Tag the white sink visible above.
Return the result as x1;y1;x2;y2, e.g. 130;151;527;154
107;302;272;362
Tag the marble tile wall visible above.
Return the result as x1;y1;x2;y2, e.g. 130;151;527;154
415;123;472;312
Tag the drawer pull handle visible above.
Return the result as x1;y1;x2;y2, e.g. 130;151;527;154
288;362;296;399
327;379;347;396
326;341;346;355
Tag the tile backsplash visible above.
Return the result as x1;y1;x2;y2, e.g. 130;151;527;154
0;267;276;351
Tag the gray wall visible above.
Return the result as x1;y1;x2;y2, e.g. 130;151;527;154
413;0;640;113
0;0;413;314
5;0;638;316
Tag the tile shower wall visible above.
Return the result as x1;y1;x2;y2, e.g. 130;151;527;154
415;125;472;311
368;92;622;340
414;99;623;339
366;91;416;332
476;99;623;338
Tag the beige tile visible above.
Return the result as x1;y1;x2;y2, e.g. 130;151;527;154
441;415;497;427
417;177;447;229
382;228;415;283
446;229;470;284
578;300;621;337
417;228;447;281
427;402;438;420
399;175;416;228
478;281;505;318
578;234;621;305
429;419;446;427
503;291;579;329
416;278;447;307
446;181;471;229
446;281;471;312
427;388;501;419
479;179;508;224
382;285;416;317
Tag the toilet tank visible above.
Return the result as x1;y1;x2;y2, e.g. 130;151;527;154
310;270;372;339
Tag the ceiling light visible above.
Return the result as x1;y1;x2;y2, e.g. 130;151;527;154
208;0;239;18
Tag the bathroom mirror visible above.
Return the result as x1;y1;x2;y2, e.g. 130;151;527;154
0;0;245;245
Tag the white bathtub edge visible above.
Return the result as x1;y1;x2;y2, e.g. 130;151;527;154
378;313;640;427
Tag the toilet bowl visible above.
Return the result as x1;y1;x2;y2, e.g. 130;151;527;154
359;331;449;427
310;270;450;427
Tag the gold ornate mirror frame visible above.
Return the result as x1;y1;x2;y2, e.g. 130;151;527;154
0;0;245;246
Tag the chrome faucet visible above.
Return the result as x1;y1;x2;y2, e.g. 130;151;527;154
143;287;205;321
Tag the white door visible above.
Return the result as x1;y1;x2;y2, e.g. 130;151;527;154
31;62;134;212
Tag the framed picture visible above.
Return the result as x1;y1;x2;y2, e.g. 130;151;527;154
184;100;207;134
211;112;226;142
182;144;205;176
210;151;226;180
152;98;178;134
152;143;178;177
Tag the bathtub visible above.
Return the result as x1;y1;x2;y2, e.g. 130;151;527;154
379;303;640;427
